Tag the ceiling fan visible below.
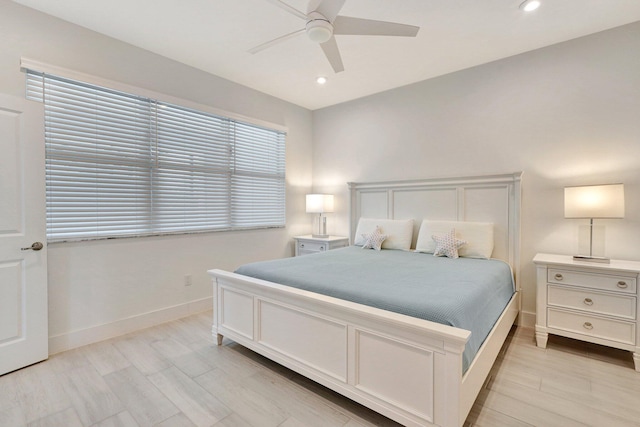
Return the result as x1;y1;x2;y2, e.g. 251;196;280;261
249;0;420;73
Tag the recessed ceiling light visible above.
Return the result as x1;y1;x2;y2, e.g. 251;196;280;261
520;0;541;12
316;76;327;85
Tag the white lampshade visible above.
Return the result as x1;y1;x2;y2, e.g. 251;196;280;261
306;194;334;214
564;184;625;219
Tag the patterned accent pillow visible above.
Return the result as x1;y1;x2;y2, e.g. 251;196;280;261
361;226;388;251
432;228;467;259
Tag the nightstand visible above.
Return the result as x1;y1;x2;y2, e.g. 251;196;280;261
294;235;349;256
534;253;640;371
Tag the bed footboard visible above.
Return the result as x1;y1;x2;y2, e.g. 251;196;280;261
209;269;477;427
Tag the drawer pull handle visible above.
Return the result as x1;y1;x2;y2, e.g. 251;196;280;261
583;322;593;330
617;281;627;289
300;244;304;248
583;298;593;306
320;246;325;251
554;273;563;281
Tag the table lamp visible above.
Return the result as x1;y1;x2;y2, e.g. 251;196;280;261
306;194;334;238
564;183;624;263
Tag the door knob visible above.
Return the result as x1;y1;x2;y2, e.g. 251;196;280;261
21;242;44;251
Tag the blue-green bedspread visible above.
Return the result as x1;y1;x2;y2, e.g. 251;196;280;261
235;246;515;372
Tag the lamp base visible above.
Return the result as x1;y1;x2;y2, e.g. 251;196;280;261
573;255;610;264
312;214;328;239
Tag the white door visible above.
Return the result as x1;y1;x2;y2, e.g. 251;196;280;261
0;93;47;375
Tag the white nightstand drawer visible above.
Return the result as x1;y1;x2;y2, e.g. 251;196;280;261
547;308;636;345
294;235;349;257
547;285;636;320
297;240;326;253
548;268;636;294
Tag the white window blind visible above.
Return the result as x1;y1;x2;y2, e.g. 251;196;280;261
26;70;286;241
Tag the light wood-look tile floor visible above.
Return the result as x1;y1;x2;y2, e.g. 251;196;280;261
1;311;639;427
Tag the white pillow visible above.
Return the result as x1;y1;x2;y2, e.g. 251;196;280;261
354;218;414;250
415;220;494;259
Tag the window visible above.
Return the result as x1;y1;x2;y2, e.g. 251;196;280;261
26;70;286;241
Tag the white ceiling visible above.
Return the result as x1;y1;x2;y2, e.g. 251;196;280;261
12;0;640;110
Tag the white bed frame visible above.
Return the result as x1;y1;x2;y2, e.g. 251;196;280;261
208;172;522;427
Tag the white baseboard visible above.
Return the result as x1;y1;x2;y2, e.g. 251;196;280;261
517;310;536;329
48;297;212;354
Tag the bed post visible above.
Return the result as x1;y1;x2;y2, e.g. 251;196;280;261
212;277;221;345
510;171;523;313
347;182;358;244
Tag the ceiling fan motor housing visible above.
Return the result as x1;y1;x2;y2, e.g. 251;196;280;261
306;12;333;43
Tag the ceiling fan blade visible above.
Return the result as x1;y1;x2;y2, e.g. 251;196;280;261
320;36;344;73
263;0;308;20
248;29;306;54
333;16;419;37
309;0;346;22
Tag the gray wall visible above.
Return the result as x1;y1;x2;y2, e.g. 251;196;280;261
0;1;313;349
312;22;640;323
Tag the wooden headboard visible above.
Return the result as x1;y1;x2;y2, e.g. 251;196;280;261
348;172;522;289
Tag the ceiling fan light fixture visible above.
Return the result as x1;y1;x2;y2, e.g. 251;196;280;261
519;0;541;12
306;13;333;43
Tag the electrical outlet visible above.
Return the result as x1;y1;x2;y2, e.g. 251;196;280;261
184;274;192;286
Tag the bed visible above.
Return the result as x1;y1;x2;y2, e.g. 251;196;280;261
208;172;522;427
